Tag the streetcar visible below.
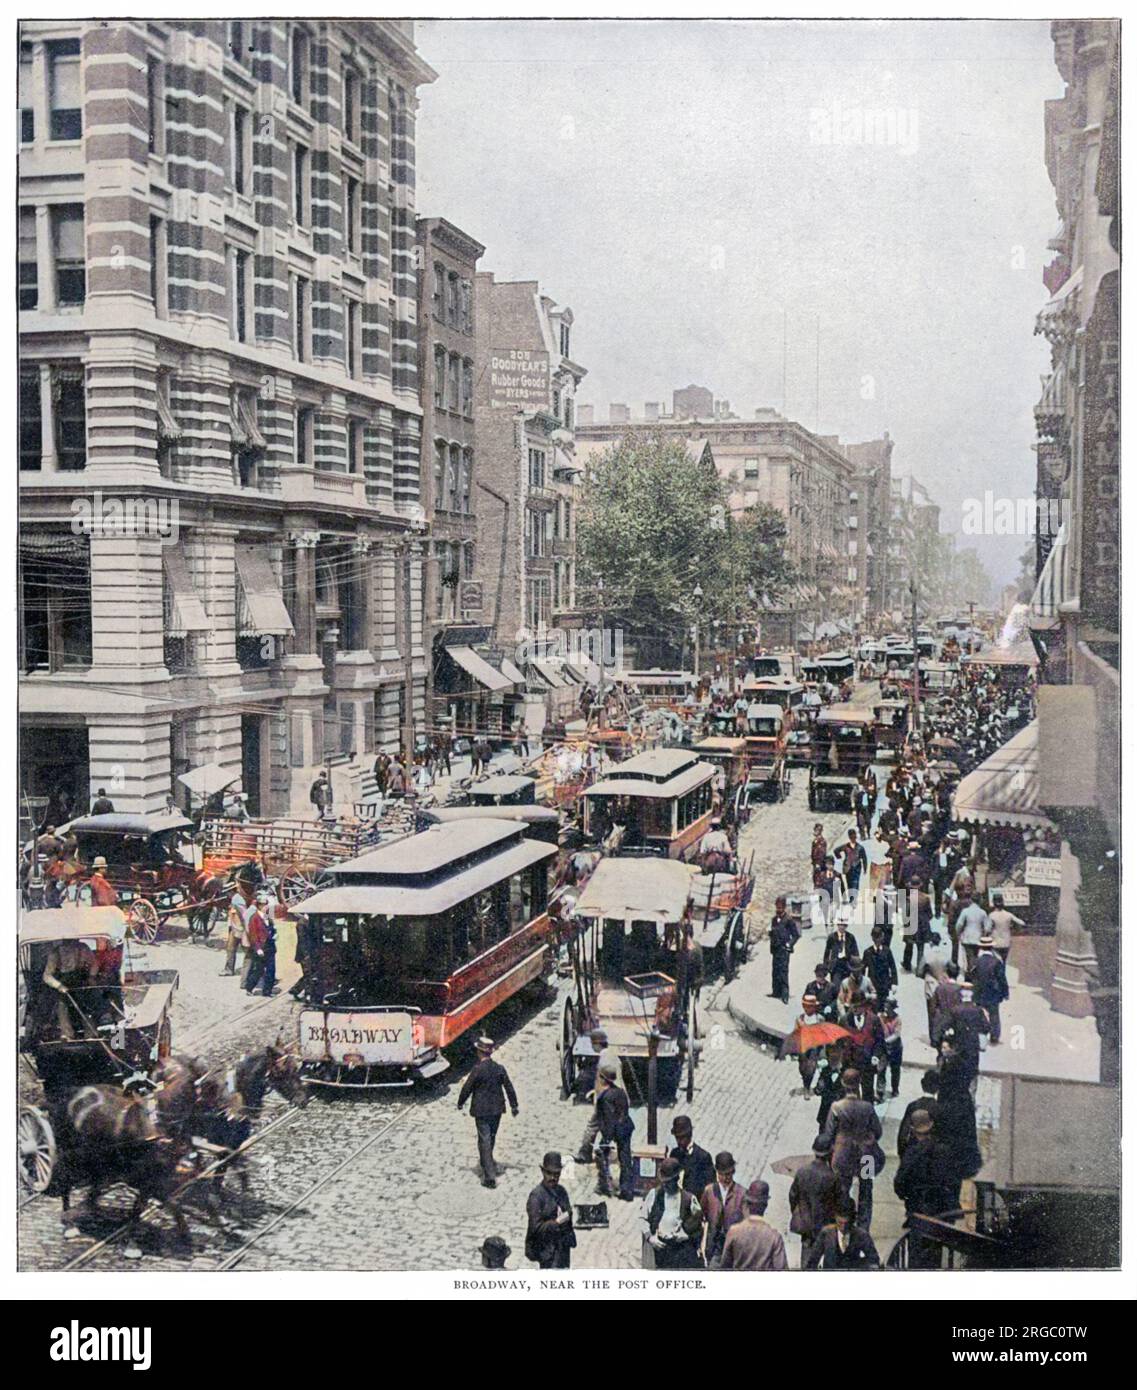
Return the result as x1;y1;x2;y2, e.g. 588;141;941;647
741;701;790;801
463;774;538;807
808;706;877;811
873;698;909;760
581;748;717;860
622;669;698;710
741;674;805;717
293;818;558;1087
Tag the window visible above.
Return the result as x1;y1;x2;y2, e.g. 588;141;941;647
464;540;476;578
559;322;571;358
447;353;461;412
156;371;180;478
342;65;360;144
21;535;92;673
525;508;547;559
432;264;445;321
295;405;315;467
433;439;446;508
528;577;551;628
447;272;460;327
147;59;164;155
20;43;35;142
48;39;82;141
54;365;87;471
344;176;360;254
460;448;473;514
528;448;546;489
20;367;41;471
292;143;310;226
461;359;473;416
562;499;572;538
52;206;85;306
460;278;473;333
447;445;462;511
290;26;310;107
345;298;361;378
149;215;167;316
231;386;265;487
432;345;446;409
229;247;252;342
294;276;310;361
347;419;364;475
564;396;574;430
744;456;760;479
228;21;250;65
19;209;38;310
552;388;560;419
231;103;251;195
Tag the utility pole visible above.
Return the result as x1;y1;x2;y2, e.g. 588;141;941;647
910;577;921;737
401;537;422;767
596;577;606;723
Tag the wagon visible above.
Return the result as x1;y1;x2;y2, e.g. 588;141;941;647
18;906;178;1192
559;858;702;1106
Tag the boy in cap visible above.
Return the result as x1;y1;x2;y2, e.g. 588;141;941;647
525;1152;575;1269
457;1036;519;1189
640;1156;704;1268
720;1181;787;1270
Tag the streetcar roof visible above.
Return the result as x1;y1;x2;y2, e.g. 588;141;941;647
583;758;716;800
745;703;783;720
296;834;556;917
572;858;694;922
68;811;194;837
692;737;746;752
424;805;560;827
19;905;128;945
328;818;536;878
815;706;876;726
466;775;536;796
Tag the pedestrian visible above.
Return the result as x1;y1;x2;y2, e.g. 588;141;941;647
667;1115;715;1198
386;757;408;800
640;1157;704;1269
898;1071;941;1159
222;879;252;976
456;1036;519;1189
803;1195;881;1269
815;856;841;927
900;875;933;974
594;1061;635;1200
955;893;991;976
970;935;1010;1044
893;1112;957;1268
86;856;118;907
242;891;273;994
90;787;115;815
863;925;898;1006
815;1044;847;1130
768;895;799;1003
803;963;837;1020
572;1029;619;1160
822;1067;885;1231
720;1181;788;1270
930;960;963;1042
309;770;333;820
795;993;826;1094
842;828;867;898
879;999;903;1099
810;823;828;886
699;1151;747;1270
478;1236;511;1270
935;1040;982;1195
524;1152;576;1269
254;891;277;995
789;1135;842;1268
987;893;1023;966
823;911;859;986
843;993;886;1102
372;751;391;800
937;981;989;1082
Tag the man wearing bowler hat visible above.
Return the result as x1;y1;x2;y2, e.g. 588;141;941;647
525;1152;576;1269
640;1157;704;1269
789;1135;843;1268
700;1151;747;1269
479;1236;511;1270
457;1036;519;1189
720;1181;788;1270
667;1115;715;1197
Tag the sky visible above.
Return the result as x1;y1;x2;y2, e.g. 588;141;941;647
414;19;1064;589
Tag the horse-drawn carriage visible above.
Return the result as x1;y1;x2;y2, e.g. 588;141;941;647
558;858;703;1106
808;707;877;812
18;906;178;1193
741;701;791;802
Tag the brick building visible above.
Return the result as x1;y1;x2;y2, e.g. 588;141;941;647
19;18;435;819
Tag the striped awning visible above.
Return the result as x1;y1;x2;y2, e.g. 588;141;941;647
163;548;210;635
952;720;1053;831
234;545;294;636
1029;524;1070;631
447;646;513;693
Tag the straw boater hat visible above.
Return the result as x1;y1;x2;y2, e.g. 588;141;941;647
979;935;995;948
91;856;108;869
475;1036;494;1053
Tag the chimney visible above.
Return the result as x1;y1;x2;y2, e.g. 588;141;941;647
644;401;660;421
610;403;630;424
577;403;594;426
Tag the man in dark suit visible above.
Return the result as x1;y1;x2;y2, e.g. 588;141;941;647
893;1113;958;1268
700;1151;747;1269
937;982;990;1081
898;1071;941;1158
595;1062;635;1200
823;916;860;986
969;936;1010;1043
768;896;800;1003
863;926;898;1006
930;961;963;1041
803;1197;881;1269
525;1152;576;1268
668;1115;715;1197
457;1036;519;1189
789;1135;843;1268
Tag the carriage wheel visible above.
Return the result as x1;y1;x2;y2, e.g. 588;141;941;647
725;911;748;981
685;993;698;1102
279;865;318;908
18;1106;55;1194
156;1017;173;1062
127;898;161;944
560;998;578;1099
190;903;222;941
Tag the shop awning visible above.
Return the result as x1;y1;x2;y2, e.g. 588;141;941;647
231;391;266;451
234;545;294;637
156;390;182;444
163;548;210;635
951;720;1054;831
499;657;527;686
1036;265;1083;331
1029;525;1070;631
448;645;513;692
531;660;568;689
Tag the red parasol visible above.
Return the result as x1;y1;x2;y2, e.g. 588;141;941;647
779;1020;852;1058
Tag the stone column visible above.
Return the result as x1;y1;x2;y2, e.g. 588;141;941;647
38;361;59;473
290;530;320;655
1050;840;1097;1017
352;537;374;652
35;205;56;315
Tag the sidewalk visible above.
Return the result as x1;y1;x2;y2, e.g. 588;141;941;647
728;896;1100;1084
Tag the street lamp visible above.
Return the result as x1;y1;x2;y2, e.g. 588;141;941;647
692;582;704;681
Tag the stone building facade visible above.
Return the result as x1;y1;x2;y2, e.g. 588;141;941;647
19;18;435;818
